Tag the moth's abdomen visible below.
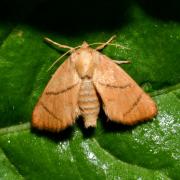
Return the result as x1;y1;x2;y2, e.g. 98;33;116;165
78;78;100;128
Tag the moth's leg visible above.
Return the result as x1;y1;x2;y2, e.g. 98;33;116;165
96;35;116;50
113;60;130;65
44;37;74;50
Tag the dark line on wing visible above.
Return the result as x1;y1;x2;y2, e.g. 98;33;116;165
40;102;60;120
124;93;142;116
46;82;79;95
98;82;131;89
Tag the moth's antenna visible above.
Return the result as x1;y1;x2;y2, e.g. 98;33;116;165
88;35;129;50
44;37;74;50
44;38;83;71
45;36;129;71
89;42;130;50
95;35;116;50
47;49;72;71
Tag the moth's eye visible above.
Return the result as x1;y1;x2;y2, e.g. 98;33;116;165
70;53;78;62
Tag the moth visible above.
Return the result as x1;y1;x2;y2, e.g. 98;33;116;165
32;36;157;132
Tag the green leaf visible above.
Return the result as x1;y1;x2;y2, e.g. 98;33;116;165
0;2;179;180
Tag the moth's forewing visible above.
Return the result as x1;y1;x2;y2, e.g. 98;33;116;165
32;58;81;132
93;53;157;125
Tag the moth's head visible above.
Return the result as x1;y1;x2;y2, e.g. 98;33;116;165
81;41;89;49
70;43;98;78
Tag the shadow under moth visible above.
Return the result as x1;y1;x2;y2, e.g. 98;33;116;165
32;36;157;132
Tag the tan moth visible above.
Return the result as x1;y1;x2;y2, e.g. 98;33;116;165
32;36;157;132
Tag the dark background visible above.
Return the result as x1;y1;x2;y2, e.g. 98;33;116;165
0;0;180;34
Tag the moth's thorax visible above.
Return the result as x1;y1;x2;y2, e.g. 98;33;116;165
71;48;98;78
